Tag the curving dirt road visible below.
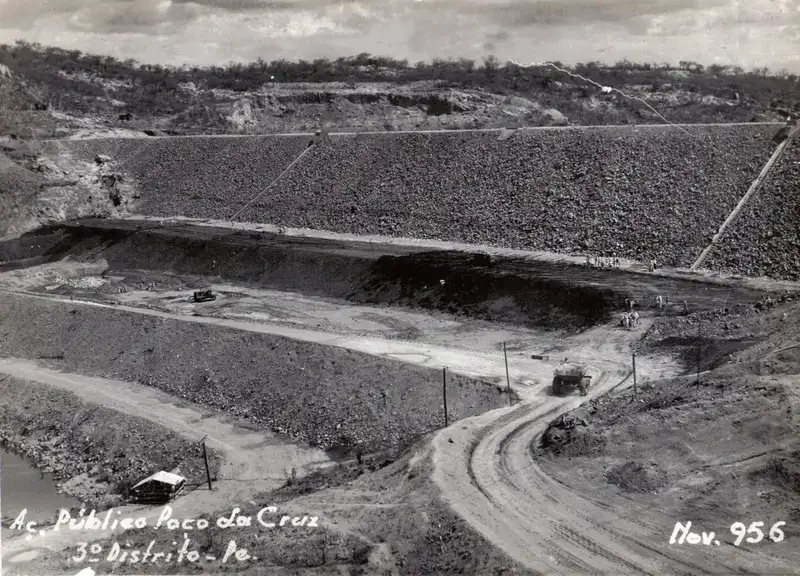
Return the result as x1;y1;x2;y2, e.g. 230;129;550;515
0;358;333;566
4;284;795;574
431;364;798;575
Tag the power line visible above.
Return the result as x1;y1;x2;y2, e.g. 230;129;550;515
507;60;704;137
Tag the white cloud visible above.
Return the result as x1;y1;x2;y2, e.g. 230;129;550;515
0;0;796;71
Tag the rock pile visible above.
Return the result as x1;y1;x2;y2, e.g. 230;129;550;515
44;124;783;271
706;137;800;280
606;460;669;493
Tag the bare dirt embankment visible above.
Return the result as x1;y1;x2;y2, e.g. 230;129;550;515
40;124;781;271
0;293;506;456
49;219;624;330
536;298;800;569
0;375;220;510
5;219;782;334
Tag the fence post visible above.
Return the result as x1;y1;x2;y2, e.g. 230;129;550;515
442;367;448;428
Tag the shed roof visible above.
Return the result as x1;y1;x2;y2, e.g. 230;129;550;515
132;471;186;490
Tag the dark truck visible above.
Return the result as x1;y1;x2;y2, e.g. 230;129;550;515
552;362;592;396
192;290;216;303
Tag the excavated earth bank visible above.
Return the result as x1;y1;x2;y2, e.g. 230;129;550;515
2;219;778;333
536;300;800;568
40;124;781;271
0;293;506;456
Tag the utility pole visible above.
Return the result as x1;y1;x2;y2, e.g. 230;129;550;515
503;342;512;405
442;367;449;428
632;350;637;400
696;320;701;385
200;435;212;490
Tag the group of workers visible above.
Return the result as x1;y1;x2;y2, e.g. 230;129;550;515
619;294;690;329
585;253;620;268
583;253;662;272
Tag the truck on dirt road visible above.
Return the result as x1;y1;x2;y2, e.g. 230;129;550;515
552;362;592;396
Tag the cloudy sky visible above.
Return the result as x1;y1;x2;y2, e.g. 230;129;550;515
0;0;797;71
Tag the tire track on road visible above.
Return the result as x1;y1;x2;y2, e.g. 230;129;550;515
433;362;798;575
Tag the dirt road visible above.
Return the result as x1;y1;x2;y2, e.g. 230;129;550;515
43;121;783;142
0;288;634;390
0;358;333;565
4;284;783;573
431;366;798;574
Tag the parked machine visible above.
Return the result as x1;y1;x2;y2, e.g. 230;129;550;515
552;362;592;396
192;290;216;303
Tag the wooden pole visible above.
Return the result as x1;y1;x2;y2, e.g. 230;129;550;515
632;351;637;400
201;436;212;490
442;367;449;428
503;342;512;405
696;321;701;385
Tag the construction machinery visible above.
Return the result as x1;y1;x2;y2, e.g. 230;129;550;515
192;290;216;303
552;362;591;396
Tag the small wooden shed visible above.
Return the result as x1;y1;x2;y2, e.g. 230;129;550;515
129;471;186;504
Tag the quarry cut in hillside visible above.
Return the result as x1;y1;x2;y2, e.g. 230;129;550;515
38;124;784;275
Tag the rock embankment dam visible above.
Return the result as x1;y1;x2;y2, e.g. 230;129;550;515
41;123;799;280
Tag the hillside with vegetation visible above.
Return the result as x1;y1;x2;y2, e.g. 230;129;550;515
0;41;798;138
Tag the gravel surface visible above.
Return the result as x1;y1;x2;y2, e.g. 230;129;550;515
0;294;506;455
706;137;800;280
42;125;778;269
